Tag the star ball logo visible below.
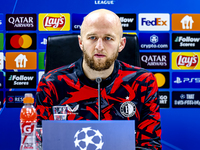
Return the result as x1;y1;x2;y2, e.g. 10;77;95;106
39;13;70;31
74;127;104;150
6;33;36;50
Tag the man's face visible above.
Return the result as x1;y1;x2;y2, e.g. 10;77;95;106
82;45;119;71
79;14;124;71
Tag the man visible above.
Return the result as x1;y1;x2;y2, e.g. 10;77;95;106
36;9;161;149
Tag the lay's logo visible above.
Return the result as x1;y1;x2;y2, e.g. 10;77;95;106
172;52;200;70
39;13;70;31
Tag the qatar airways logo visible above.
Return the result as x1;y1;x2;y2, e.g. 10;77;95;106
176;53;198;69
140;52;169;69
6;14;36;31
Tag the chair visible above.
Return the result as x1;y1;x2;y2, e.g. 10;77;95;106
45;34;140;73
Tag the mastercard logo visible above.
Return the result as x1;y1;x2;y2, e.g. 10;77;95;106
153;72;169;88
154;73;166;87
10;34;32;49
6;33;36;50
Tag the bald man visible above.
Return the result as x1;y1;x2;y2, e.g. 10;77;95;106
36;9;162;149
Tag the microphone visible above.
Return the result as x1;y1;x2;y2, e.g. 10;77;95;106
96;77;102;120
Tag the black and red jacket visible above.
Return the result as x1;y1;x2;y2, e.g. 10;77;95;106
36;58;162;149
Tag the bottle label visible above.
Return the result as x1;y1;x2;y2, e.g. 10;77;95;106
21;122;35;136
20;122;36;150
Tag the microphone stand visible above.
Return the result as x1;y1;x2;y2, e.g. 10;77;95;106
96;77;102;121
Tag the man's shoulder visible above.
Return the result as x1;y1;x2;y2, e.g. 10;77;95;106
117;60;156;84
117;60;155;78
118;60;148;72
41;61;77;81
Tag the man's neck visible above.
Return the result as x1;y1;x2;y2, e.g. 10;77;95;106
82;60;115;81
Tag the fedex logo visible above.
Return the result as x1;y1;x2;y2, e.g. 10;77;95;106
139;14;170;31
141;18;167;26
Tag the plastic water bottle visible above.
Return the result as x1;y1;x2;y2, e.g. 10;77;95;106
20;93;37;150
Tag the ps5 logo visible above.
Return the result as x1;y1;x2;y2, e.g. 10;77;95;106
41;38;47;45
174;77;200;84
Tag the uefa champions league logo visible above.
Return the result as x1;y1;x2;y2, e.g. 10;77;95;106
74;127;104;150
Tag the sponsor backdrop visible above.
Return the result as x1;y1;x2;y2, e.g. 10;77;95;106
0;0;200;150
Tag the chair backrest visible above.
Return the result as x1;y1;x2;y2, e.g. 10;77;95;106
45;34;140;73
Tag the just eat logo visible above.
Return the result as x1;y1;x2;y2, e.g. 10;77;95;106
139;13;170;31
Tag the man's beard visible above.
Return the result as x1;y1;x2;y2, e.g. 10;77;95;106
83;48;118;71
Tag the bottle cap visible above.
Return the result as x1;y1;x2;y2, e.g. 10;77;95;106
23;93;34;103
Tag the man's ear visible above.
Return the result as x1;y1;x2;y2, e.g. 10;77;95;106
78;35;83;51
118;37;126;52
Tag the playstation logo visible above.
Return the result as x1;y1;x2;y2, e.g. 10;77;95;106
150;35;158;43
41;38;47;45
174;77;182;84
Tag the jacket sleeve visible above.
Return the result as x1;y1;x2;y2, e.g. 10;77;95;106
35;75;57;126
136;72;162;150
